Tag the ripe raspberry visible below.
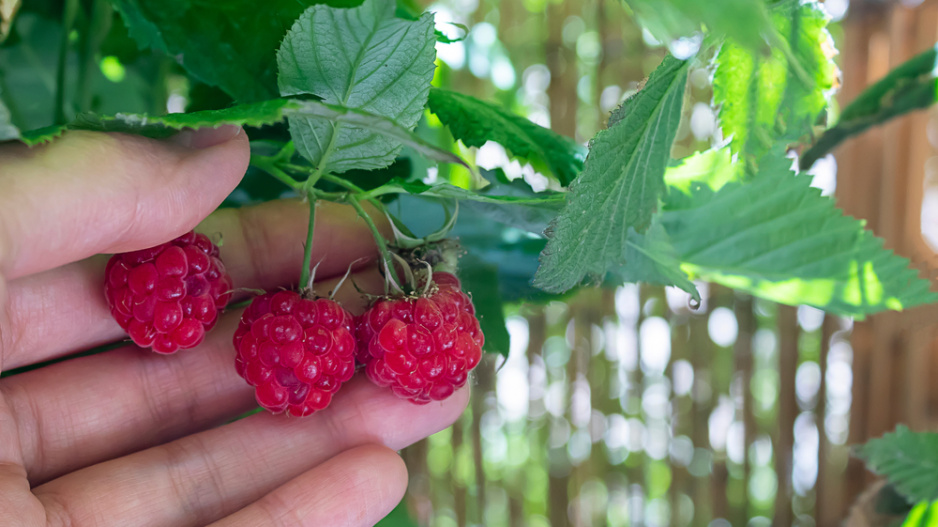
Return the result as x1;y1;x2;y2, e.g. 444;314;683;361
356;272;483;405
105;231;232;353
233;291;356;416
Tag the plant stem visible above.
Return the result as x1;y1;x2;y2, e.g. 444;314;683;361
54;0;80;124
250;156;303;191
299;194;317;291
347;195;397;287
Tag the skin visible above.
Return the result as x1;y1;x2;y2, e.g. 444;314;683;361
0;126;469;527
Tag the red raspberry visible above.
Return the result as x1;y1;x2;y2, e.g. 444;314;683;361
233;291;357;416
105;231;232;353
355;272;483;405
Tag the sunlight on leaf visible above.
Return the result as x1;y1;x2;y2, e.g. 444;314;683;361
662;153;937;317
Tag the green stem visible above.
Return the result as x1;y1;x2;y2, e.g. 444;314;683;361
250;156;303;191
347;195;397;286
77;0;111;112
54;0;80;124
299;194;317;291
319;173;386;209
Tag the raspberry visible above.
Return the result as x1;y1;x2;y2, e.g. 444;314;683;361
105;231;232;353
233;291;357;416
355;272;483;405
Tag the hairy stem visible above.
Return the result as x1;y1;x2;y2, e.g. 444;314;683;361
347;196;397;288
299;195;317;291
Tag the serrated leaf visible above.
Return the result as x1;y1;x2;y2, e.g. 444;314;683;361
660;153;938;317
859;426;938;504
9;99;468;169
533;55;689;294
664;147;739;194
616;220;699;300
801;45;938;169
713;0;838;168
277;0;436;174
625;0;772;52
427;88;585;185
110;0;364;102
459;255;510;357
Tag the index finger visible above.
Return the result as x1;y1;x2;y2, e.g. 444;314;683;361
0;127;248;281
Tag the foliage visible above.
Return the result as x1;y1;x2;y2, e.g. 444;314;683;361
427;88;585;185
534;55;689;294
277;0;436;173
801;45;938;168
712;0;838;170
1;0;937;356
858;426;938;504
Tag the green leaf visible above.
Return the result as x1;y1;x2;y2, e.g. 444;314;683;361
70;99;300;137
664;147;739;195
427;88;585;185
10;99;468;169
625;0;773;52
533;55;689;294
277;0;436;174
660;153;938;317
859;426;938;504
110;0;363;102
459;254;510;357
902;501;938;527
713;0;838;168
378;177;563;233
801;45;938;169
616;220;699;300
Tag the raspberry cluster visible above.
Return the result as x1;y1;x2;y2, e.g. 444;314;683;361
233;291;356;416
105;233;484;417
105;231;232;353
355;272;483;405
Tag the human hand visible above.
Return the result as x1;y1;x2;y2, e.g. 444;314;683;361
0;128;469;526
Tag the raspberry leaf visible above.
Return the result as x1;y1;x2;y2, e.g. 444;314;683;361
614;220;699;301
427;88;586;186
533;55;690;294
857;426;938;504
801;45;938;169
713;0;838;169
12;99;467;169
659;152;938;317
277;0;436;174
110;0;363;103
625;0;772;52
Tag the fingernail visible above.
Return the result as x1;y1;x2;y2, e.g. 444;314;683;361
170;125;242;149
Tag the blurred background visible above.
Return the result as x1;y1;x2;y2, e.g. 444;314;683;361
392;0;938;525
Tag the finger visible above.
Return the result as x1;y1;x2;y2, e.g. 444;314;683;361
2;199;390;370
0;127;248;281
210;445;407;527
8;268;386;484
33;380;468;527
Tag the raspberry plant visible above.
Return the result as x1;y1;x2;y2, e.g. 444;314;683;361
5;1;938;518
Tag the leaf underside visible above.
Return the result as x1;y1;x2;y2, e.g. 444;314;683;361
859;426;938;504
533;55;690;294
277;0;436;173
